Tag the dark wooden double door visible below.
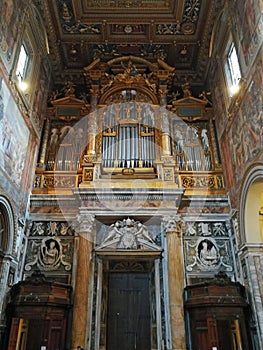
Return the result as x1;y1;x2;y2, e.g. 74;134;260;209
107;272;151;350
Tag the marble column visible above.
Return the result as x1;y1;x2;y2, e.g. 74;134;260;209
163;216;186;350
72;213;95;349
86;85;99;159
160;110;171;157
87;112;97;157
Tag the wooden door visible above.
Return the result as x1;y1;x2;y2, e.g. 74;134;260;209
49;328;62;350
26;320;48;350
107;272;151;350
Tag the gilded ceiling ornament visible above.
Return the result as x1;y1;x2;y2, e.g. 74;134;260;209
181;21;195;35
62;2;72;22
124;25;132;33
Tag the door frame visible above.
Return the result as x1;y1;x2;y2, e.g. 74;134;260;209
94;252;162;350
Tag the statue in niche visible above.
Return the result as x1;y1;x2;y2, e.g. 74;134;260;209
198;239;219;266
201;129;210;152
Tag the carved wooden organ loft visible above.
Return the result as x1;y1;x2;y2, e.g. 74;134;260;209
34;56;224;193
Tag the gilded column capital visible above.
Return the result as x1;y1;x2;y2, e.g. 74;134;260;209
75;213;95;234
163;215;184;237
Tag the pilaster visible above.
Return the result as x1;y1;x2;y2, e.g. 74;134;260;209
163;216;186;350
71;213;95;349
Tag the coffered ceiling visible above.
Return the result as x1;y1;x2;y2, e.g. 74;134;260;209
41;0;223;89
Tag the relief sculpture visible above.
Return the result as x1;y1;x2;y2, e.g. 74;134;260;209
25;237;72;272
97;218;161;251
185;237;233;273
198;239;219;267
40;238;60;267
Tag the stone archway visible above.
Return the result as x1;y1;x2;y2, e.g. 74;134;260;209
238;163;263;348
239;163;263;244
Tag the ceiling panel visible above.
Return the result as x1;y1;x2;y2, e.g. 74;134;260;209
41;0;223;90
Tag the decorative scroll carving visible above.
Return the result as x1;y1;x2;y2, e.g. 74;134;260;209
181;175;216;189
232;213;241;245
43;174;77;188
97;218;160;250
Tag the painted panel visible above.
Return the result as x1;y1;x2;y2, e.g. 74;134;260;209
0;0;27;62
0;77;30;188
232;0;263;66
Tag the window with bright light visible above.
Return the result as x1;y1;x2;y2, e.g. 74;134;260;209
16;44;28;81
225;43;241;96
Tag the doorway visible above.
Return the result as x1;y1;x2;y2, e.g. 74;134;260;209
107;272;151;350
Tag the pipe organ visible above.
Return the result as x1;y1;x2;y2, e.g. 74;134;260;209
35;56;224;192
44;103;214;174
101;102;155;169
